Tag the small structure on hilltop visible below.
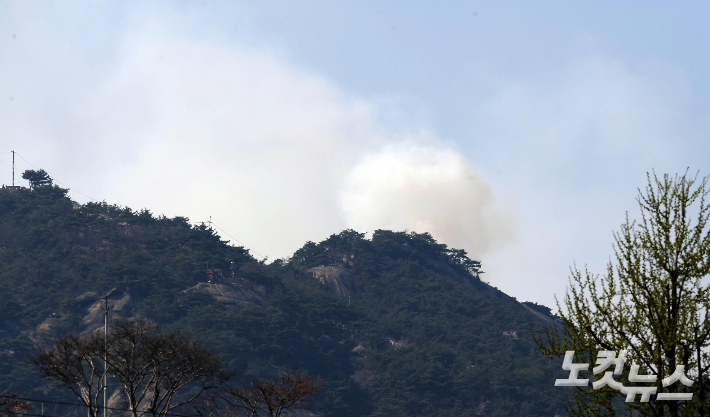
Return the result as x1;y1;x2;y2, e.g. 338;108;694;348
1;185;25;192
205;261;238;283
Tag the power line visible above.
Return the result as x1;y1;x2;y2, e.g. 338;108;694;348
209;220;266;261
7;152;98;202
0;395;196;417
3;411;64;417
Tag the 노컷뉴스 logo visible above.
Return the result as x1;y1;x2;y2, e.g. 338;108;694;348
555;350;693;402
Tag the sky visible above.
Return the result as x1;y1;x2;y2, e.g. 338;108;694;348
1;1;708;309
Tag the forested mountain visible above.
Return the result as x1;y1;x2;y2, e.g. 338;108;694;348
0;186;567;416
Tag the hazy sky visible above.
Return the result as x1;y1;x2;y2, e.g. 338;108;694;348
2;1;708;309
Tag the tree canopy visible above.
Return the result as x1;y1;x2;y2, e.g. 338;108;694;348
21;169;52;189
29;320;231;417
536;171;710;416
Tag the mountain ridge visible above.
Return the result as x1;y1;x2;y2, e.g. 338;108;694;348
0;186;567;416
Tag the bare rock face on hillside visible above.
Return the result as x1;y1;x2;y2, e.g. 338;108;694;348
184;281;266;306
307;266;354;300
80;289;132;332
34;279;268;339
520;303;554;323
34;288;134;338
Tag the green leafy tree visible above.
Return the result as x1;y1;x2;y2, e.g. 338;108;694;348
21;169;52;189
535;172;710;416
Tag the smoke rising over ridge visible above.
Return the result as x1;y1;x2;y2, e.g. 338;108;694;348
340;144;514;257
6;2;697;307
0;5;514;261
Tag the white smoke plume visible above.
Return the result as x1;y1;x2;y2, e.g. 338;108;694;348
340;143;514;258
0;4;515;263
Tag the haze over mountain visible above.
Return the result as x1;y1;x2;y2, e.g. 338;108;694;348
5;2;709;311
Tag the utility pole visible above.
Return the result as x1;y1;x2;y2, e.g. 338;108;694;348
101;296;111;417
11;150;14;187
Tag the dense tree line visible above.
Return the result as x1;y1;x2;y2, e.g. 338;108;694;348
0;175;566;416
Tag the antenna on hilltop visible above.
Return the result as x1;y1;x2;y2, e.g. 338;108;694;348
208;216;212;230
11;150;14;187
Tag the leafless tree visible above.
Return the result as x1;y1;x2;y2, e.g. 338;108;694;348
29;320;230;417
0;392;32;417
28;334;107;417
106;320;231;417
195;371;321;417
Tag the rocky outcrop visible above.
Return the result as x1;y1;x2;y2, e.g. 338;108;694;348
183;281;266;306
35;288;134;336
307;266;354;299
33;278;269;338
81;289;132;331
520;302;554;323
